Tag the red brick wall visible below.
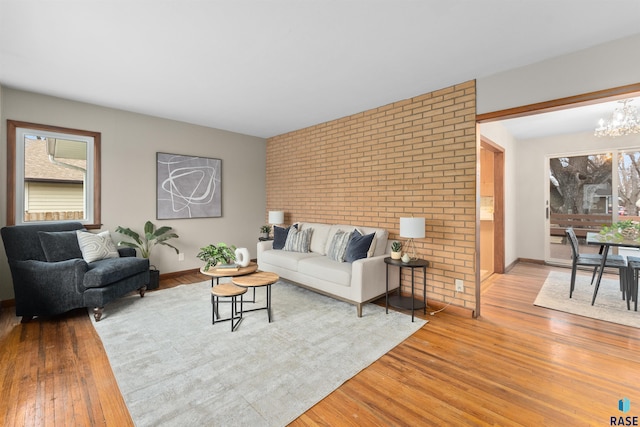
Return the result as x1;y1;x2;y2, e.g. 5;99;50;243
266;81;476;310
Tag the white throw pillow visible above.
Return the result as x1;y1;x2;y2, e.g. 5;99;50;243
76;230;120;263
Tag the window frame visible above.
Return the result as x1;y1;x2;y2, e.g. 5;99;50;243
6;120;101;228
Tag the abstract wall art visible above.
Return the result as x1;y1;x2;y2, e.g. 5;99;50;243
156;152;222;219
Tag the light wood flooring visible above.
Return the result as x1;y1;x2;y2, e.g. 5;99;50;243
1;262;639;426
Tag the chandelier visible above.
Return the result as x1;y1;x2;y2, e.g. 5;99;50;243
594;99;640;137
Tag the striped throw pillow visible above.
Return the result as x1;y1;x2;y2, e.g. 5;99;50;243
283;227;312;253
327;230;352;262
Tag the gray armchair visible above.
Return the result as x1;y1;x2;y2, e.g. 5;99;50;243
1;222;150;322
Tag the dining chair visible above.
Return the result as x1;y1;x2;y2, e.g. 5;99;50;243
624;256;640;311
565;227;627;302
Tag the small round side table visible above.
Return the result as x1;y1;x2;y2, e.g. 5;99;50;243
232;271;279;323
211;283;247;332
384;257;429;322
200;261;258;286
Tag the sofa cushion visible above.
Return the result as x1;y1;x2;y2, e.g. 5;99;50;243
284;227;312;253
261;248;321;271
83;256;149;288
298;256;352;287
77;230;120;263
38;230;84;262
299;223;332;255
327;230;352;262
344;230;376;263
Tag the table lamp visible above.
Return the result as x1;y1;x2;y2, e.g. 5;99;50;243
400;217;425;260
268;211;284;236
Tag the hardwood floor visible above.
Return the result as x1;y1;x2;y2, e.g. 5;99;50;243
1;263;639;426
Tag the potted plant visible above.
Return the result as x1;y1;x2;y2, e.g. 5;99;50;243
259;225;272;239
197;242;237;271
600;220;640;241
391;241;402;260
115;221;180;290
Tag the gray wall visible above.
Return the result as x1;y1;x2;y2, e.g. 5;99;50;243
0;87;266;301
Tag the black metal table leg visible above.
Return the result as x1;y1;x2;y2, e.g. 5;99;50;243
385;263;389;314
411;267;415;322
267;284;272;322
423;265;427;315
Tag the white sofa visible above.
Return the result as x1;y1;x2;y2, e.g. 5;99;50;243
257;222;399;316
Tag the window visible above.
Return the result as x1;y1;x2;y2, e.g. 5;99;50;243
547;148;640;264
7;120;101;228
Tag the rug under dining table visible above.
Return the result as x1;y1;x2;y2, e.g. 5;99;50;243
534;270;640;328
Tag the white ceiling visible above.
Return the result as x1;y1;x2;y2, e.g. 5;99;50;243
1;1;640;138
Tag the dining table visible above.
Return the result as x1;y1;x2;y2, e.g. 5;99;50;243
586;231;640;309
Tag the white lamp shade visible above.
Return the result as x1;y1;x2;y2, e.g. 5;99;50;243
268;210;284;225
400;217;425;238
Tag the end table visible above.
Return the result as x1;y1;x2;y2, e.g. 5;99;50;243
384;257;429;322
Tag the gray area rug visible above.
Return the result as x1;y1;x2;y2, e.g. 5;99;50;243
92;280;426;426
534;271;639;328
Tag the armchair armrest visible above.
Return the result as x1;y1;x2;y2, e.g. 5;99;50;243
8;258;88;317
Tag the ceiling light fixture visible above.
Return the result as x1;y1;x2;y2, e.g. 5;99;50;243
594;99;640;138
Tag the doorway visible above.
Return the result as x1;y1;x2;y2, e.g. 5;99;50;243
480;138;505;284
475;83;640;318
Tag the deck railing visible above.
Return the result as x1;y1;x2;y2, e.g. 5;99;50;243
550;213;640;238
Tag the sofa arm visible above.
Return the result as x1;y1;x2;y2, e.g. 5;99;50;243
257;240;274;257
8;258;88;316
351;254;399;302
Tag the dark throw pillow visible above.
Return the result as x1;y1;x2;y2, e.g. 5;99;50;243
344;229;376;263
272;225;290;250
38;230;84;262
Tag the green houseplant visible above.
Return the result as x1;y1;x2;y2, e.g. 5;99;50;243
115;221;180;290
197;242;237;271
260;225;272;239
599;220;640;241
116;221;180;258
391;241;402;260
